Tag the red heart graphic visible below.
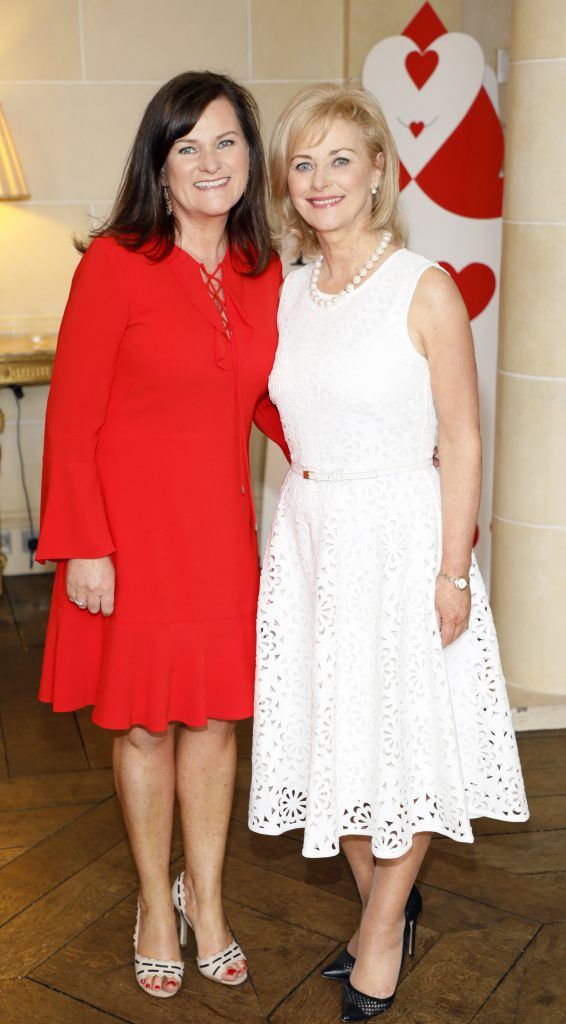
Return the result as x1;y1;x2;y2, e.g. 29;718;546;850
405;49;438;88
409;121;425;137
439;262;496;321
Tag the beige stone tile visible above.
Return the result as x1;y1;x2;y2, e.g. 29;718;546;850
249;82;314;147
511;0;566;61
82;0;248;80
462;0;512;71
89;200;114;233
504;61;566;222
493;374;566;528
252;0;344;80
0;83;157;201
0;0;80;80
498;222;566;377
0;203;86;318
348;0;464;79
491;517;566;695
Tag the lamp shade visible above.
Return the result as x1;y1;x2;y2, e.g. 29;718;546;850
0;105;29;200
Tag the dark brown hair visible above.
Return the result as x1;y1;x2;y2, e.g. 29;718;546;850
79;71;272;274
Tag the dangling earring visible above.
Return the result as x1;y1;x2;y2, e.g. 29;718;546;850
370;182;379;196
162;184;173;216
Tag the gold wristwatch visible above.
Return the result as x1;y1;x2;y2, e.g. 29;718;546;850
437;572;469;591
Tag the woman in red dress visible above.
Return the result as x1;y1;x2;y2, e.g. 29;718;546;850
36;71;287;998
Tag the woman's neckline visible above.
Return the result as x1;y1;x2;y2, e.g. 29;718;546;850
313;246;406;300
173;242;231;275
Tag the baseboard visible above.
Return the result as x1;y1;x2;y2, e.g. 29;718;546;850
512;702;566;732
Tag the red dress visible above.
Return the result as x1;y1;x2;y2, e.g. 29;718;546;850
37;236;288;730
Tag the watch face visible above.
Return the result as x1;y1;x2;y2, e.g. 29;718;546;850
456;577;468;590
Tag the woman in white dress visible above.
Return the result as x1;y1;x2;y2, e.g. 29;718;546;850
249;84;528;1021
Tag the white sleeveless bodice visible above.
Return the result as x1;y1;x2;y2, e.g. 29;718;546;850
269;248;438;472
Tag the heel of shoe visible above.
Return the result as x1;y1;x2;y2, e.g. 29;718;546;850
178;909;188;947
172;872;191;947
408;917;417;958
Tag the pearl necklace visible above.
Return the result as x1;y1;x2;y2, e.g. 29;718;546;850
310;230;392;307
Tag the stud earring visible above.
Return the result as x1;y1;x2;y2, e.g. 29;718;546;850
163;184;173;216
370;183;379;196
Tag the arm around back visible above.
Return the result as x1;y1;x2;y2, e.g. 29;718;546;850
253;394;290;463
252;255;290;463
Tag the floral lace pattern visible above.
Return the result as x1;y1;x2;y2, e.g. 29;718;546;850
249;249;528;858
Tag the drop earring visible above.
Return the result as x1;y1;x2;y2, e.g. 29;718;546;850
370;182;379;196
163;184;173;216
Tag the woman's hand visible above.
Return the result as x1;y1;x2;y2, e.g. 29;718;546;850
66;556;115;616
435;577;470;647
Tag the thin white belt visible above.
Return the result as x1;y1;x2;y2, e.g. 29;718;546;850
291;457;433;482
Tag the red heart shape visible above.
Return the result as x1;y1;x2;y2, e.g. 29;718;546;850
405;49;438;89
439;262;496;321
409;121;425;138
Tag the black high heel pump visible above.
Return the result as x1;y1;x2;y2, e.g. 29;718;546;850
340;894;421;1022
321;884;422;982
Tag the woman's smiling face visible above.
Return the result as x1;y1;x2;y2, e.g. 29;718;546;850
162;96;249;221
287;117;383;237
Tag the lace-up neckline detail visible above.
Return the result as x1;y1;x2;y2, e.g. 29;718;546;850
199;259;255;528
200;262;232;336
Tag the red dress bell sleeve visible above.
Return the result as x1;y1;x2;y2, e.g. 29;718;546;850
36;238;128;563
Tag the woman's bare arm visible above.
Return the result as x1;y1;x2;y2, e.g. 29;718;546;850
409;267;481;646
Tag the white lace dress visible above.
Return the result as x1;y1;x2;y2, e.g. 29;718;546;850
249;248;528;859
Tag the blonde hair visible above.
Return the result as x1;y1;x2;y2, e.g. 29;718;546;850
269;83;407;261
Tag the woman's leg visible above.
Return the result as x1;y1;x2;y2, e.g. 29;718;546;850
341;836;376;955
350;833;432;997
175;718;246;981
113;725;180;993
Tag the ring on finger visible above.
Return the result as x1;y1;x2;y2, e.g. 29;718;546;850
75;599;87;609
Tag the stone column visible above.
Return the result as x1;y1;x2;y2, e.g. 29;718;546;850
491;0;566;719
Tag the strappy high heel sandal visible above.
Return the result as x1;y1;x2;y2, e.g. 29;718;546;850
133;900;184;998
341;898;421;1022
322;884;422;981
172;872;248;986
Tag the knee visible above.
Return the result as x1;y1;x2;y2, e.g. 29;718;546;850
209;718;238;737
122;725;173;754
206;719;238;746
178;718;238;750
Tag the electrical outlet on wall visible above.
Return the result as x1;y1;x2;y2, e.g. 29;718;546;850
0;525;51;576
21;529;38;552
